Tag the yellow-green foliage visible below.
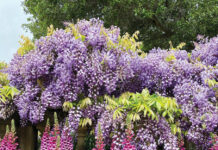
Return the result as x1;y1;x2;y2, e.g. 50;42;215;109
17;35;35;56
78;97;92;108
169;41;186;51
0;61;7;70
65;23;86;41
0;61;9;86
79;117;92;127
47;25;55;36
118;31;142;53
205;79;218;88
62;89;182;131
64;22;144;56
0;61;19;103
62;97;93;127
165;54;176;62
105;88;182;123
105;89;182;134
165;42;187;62
101;28;144;54
0;86;19;103
62;97;92;112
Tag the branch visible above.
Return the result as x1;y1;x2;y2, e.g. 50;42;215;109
152;15;173;37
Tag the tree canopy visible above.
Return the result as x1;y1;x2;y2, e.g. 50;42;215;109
23;0;217;51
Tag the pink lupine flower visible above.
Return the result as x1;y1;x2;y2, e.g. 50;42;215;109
209;135;218;150
122;127;136;150
0;132;18;150
41;119;51;150
48;136;58;150
60;118;74;150
60;131;74;150
110;139;115;150
178;139;185;150
93;123;105;150
0;120;19;150
41;113;61;150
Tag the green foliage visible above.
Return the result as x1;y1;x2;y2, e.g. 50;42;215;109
62;101;75;112
23;0;218;51
0;62;19;104
205;79;218;88
65;22;143;55
0;61;9;86
65;24;86;41
17;35;35;56
105;89;182;124
61;88;182;130
78;97;92;109
0;86;19;104
165;54;176;62
63;98;93;127
0;62;7;71
105;89;182;135
79;117;92;127
85;133;96;150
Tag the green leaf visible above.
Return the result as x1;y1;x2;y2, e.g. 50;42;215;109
202;123;206;129
79;97;92;108
171;124;177;135
165;54;176;62
162;111;168;117
80;117;92;127
81;35;86;42
63;101;74;111
113;108;123;120
132;113;140;122
10;87;19;99
0;94;7;103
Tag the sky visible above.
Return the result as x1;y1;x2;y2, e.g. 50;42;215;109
0;0;32;63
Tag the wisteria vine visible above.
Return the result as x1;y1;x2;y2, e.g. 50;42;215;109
5;18;218;149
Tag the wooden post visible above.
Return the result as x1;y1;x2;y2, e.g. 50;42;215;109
77;127;87;150
17;125;38;150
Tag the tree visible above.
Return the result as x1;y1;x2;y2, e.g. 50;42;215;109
23;0;218;51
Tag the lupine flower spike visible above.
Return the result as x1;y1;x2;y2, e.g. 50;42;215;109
41;118;50;150
60;118;74;150
0;119;19;150
122;122;136;150
92;123;105;150
209;135;218;150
